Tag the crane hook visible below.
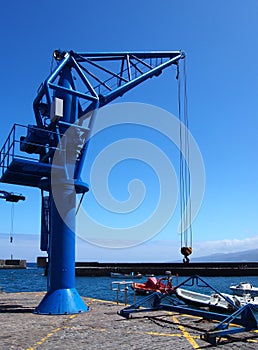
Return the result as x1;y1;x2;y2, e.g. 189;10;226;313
181;246;192;264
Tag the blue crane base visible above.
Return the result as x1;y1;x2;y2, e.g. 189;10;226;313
34;288;89;315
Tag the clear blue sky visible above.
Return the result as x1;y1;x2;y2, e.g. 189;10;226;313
0;0;258;262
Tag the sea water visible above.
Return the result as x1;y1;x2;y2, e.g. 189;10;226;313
1;264;258;305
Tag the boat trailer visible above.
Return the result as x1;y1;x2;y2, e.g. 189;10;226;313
118;275;258;345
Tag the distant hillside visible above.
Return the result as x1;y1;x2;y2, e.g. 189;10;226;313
192;248;258;262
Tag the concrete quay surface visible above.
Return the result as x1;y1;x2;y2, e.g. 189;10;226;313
0;292;258;349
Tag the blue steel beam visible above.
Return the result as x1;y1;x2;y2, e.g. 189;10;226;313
98;54;183;107
33;50;184;128
32;49;185;191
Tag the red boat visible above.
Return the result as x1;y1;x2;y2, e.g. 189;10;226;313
131;276;175;295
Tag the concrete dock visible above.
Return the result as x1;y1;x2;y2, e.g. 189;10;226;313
0;292;258;349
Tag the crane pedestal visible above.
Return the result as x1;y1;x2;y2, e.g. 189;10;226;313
34;288;88;315
34;178;89;315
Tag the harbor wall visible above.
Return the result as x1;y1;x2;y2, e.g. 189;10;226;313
74;261;258;277
37;257;258;276
0;259;26;269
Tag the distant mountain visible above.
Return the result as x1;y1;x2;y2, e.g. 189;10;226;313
192;248;258;262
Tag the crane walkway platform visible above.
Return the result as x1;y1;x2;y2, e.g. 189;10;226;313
0;291;258;349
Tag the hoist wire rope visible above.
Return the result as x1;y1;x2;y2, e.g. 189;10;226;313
177;58;193;249
178;64;188;247
177;67;185;247
183;58;193;248
10;202;14;244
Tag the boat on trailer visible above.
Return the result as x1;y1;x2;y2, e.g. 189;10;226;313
175;288;241;312
230;282;258;297
175;287;258;312
132;276;174;295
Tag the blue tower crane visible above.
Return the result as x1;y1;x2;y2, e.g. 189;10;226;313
0;50;185;314
0;190;25;202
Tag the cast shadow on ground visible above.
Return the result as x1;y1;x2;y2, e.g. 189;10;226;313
0;303;34;313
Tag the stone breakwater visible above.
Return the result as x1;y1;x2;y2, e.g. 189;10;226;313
74;262;258;277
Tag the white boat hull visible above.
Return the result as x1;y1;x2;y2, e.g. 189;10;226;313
175;288;242;312
230;282;258;297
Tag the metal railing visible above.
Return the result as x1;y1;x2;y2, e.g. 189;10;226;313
0;124;65;179
111;281;134;305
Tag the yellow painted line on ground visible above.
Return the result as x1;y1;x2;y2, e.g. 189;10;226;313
27;314;79;350
27;326;68;350
25;298;111;350
172;315;200;349
93;326;196;339
88;298;200;344
130;330;198;339
85;297;125;305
